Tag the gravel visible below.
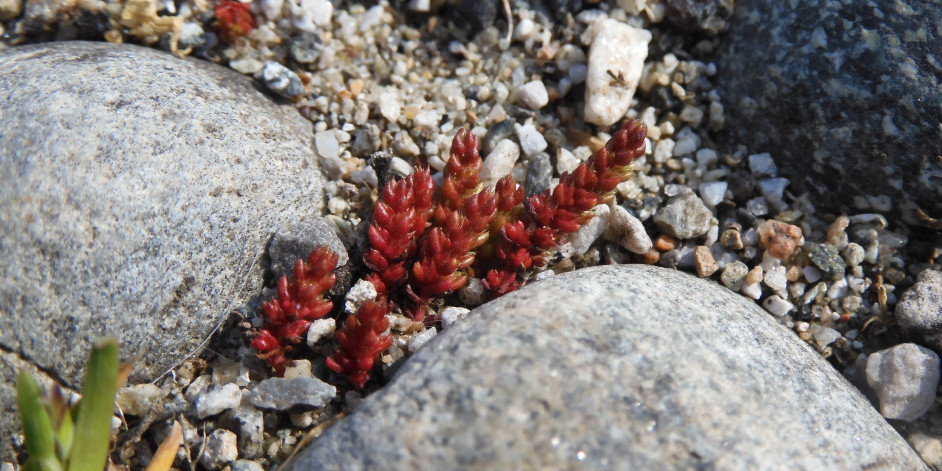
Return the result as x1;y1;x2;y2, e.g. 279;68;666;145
2;0;939;468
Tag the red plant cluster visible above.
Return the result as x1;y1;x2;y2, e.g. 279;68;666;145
252;120;647;389
325;300;393;390
214;0;256;44
251;247;338;375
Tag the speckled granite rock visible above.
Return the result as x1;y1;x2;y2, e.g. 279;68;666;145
286;265;927;470
0;41;322;459
715;0;942;224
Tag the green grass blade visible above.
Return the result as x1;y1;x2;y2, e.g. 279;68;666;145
66;337;119;471
17;371;59;469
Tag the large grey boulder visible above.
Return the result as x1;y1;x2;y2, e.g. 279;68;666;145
0;41;323;458
714;0;942;225
287;265;927;470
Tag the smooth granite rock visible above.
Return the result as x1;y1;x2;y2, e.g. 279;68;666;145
715;0;942;225
287;265;927;470
0;41;323;458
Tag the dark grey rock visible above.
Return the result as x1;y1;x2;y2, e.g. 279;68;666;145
807;243;845;281
652;191;714;239
715;0;942;225
524;152;553;197
896;269;942;352
448;0;500;34
286;265;927;470
261;62;305;98
269;216;349;276
289;32;322;64
0;41;323;460
247;377;336;410
481;119;516;156
665;0;734;36
269;215;352;299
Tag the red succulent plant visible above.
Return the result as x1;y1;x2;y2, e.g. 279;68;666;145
253;119;647;389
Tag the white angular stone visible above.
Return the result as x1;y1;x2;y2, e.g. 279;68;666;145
306;317;337;347
748;153;777;177
440;307;471;330
698;181;727;207
515;123;548;157
514;81;549;110
345;279;378;314
583;19;651;126
606;204;652;254
866;343;941;421
568;204;611;256
556;147;580;175
763;266;788;293
762;295;794;317
378;90;401;122
741;281;762;300
408;327;438;353
315;131;340;159
204;429;239;470
289;0;331;32
480;139;520;187
810;324;841;348
195;384;243;419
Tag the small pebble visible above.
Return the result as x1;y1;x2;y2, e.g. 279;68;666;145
907;433;942;469
606;204;652;254
514;80;549;109
116;383;163;417
556;147;581;174
195;384;243;419
583;18;651;126
345;279;378;314
203;429;239;470
314;131;340;160
748;153;777;177
895;269;942;352
567;205;610;256
458;277;487;306
763;266;787;293
249;377;336;410
515;123;548;157
866;343;941;421
653;192;713;239
744;265;763;285
261;62;305;98
698;181;727;207
802;265;822;283
440;306;471;329
480;139;520;187
741;281;762;300
757;219;803;260
762;295;794;317
807;243;846;280
694;245;718;277
408;327;438;353
811;324;842;348
720;228;743;250
721;261;749;291
378;91;402;122
224;407;264;459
